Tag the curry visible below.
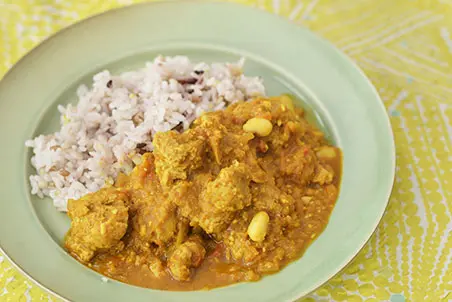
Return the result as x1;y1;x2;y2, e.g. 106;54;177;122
64;95;342;290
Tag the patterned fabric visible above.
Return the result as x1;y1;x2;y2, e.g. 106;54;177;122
1;0;451;301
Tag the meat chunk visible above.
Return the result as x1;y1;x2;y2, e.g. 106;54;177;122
193;113;255;166
153;130;205;187
148;257;166;278
196;211;235;236
115;152;180;247
65;188;129;262
168;236;206;281
168;162;252;236
193;114;226;164
312;164;334;185
131;198;179;247
202;161;252;212
280;145;317;185
222;227;259;263
197;162;252;234
169;178;237;236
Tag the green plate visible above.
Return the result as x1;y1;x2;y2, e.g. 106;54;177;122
0;1;395;301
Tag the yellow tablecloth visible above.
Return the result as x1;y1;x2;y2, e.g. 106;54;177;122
1;0;451;301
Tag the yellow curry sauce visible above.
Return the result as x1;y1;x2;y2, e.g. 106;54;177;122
64;96;342;290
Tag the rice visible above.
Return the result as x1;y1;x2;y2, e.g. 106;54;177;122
25;56;266;211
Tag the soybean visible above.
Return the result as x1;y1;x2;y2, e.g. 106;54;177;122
247;211;270;242
243;118;273;137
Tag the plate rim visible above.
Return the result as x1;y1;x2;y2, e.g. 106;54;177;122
0;1;396;301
